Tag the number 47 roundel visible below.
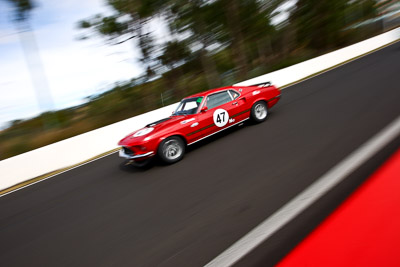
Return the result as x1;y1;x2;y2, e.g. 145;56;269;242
213;109;229;127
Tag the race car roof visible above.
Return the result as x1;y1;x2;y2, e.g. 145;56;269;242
184;86;240;99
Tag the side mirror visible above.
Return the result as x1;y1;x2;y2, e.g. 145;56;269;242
200;106;208;113
171;111;175;115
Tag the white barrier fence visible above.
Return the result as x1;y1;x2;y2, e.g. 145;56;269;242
1;27;399;192
0;103;178;192
235;27;400;88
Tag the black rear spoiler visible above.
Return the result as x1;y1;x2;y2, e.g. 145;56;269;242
250;82;271;87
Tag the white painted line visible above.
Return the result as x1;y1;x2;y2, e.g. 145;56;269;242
205;115;400;267
188;118;249;145
0;150;118;198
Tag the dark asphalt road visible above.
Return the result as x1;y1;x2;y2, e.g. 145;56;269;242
1;42;399;267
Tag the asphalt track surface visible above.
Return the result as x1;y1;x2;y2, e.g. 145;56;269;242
1;42;400;267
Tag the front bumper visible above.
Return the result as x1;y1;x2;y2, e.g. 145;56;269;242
118;148;154;160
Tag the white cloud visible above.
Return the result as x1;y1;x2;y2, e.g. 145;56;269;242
0;0;144;128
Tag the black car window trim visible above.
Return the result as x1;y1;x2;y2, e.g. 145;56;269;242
176;97;203;115
228;89;240;100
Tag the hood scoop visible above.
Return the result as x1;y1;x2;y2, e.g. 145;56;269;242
146;117;171;127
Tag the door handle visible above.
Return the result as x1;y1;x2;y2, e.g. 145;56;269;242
232;102;238;105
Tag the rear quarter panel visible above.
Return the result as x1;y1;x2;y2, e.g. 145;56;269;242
247;85;280;108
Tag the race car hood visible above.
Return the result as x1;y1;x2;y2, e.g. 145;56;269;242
118;115;189;145
145;115;188;130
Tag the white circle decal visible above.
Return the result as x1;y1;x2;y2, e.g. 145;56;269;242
133;127;154;137
213;109;229;127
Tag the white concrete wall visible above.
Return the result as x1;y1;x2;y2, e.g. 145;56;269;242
1;27;399;191
0;103;178;191
235;27;400;87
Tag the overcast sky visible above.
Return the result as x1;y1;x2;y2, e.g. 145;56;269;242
0;0;293;129
0;0;145;129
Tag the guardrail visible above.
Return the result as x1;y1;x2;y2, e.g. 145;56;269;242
0;103;178;192
1;27;399;192
235;27;400;88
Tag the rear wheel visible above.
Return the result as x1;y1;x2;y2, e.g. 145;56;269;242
250;101;268;123
157;136;185;164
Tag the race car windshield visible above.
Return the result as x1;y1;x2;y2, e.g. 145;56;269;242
174;97;203;115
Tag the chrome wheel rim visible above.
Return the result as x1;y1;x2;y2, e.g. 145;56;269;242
163;140;182;160
254;103;267;120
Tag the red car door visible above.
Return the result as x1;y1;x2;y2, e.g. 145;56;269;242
184;110;213;144
197;90;244;138
226;89;250;123
174;97;209;144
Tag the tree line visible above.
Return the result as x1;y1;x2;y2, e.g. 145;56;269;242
1;0;383;159
78;0;379;86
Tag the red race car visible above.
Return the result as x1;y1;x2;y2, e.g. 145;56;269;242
118;82;281;165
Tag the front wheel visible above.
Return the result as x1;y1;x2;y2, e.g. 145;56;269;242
157;136;185;164
250;101;268;123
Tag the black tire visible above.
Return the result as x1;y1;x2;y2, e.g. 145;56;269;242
250;101;268;123
157;136;185;164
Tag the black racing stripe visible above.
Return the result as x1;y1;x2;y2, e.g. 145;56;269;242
231;109;251;118
187;109;251;136
267;94;281;102
186;124;214;136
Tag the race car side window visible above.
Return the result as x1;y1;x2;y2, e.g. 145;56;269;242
175;97;203;115
229;90;240;100
206;91;232;110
